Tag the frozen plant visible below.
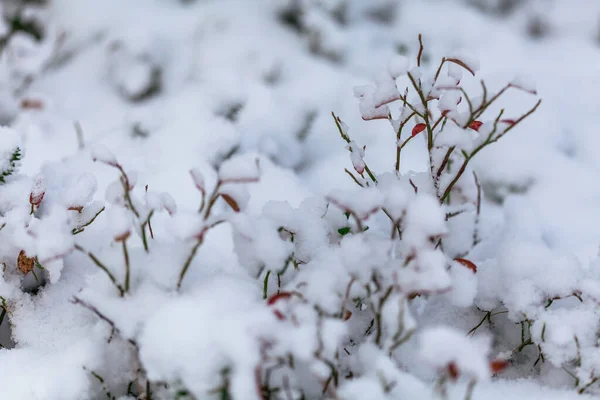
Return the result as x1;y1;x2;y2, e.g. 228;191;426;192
0;34;559;400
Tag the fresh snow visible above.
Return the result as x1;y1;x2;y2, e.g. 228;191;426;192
0;0;600;399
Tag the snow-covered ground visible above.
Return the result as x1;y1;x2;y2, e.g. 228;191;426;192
1;0;600;399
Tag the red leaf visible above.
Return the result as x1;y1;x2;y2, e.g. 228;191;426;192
455;258;477;273
447;362;460;380
501;119;516;125
273;310;286;321
490;359;509;374
456;97;462;105
343;310;352;321
412;123;427;137
266;292;293;306
468;121;483;132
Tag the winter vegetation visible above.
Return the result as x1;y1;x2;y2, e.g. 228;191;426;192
1;0;600;399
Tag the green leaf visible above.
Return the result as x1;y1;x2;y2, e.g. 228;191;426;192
337;227;351;236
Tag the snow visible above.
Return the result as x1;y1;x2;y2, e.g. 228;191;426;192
0;0;599;399
420;326;492;381
388;54;410;78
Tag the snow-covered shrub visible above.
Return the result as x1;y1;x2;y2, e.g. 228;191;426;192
277;0;398;61
1;33;574;399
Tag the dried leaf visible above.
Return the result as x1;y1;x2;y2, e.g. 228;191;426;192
343;310;352;321
20;99;44;110
221;193;240;212
18;250;35;275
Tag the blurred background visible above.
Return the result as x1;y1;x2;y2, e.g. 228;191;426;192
2;0;600;265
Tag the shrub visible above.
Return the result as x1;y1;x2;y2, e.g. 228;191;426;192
0;35;555;399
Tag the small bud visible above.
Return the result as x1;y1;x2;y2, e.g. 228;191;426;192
29;178;45;206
